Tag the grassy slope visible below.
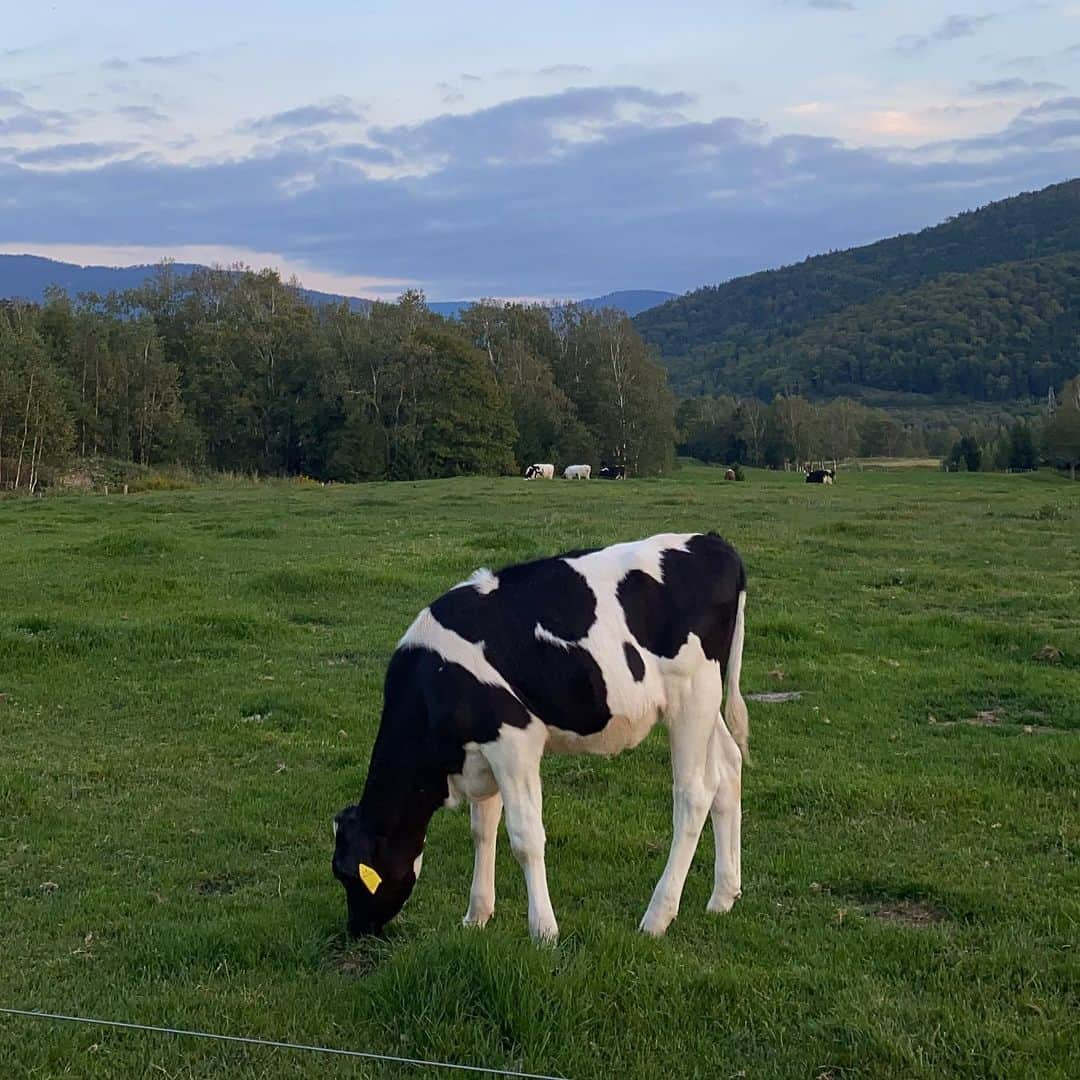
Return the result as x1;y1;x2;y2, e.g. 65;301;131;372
1;466;1078;1079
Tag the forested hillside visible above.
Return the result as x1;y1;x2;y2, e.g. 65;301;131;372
0;266;675;490
636;179;1080;399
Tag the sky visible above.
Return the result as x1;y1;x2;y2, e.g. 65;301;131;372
1;1;1078;299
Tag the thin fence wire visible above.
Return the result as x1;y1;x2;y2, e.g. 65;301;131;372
0;1008;569;1080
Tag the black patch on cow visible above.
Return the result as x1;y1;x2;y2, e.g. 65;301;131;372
618;533;745;664
431;555;597;643
427;553;611;736
623;641;645;682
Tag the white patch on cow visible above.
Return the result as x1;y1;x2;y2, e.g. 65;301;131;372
398;610;510;694
413;852;424;879
450;745;500;802
565;532;690;586
332;818;338;837
534;623;573;650
465;567;499;594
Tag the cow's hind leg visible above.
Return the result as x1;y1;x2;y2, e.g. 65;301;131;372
640;664;723;937
707;717;742;914
463;792;502;928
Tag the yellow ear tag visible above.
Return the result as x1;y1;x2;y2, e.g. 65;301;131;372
358;863;382;894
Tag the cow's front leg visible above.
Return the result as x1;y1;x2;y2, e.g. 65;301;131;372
640;666;722;936
487;738;558;942
463;792;502;928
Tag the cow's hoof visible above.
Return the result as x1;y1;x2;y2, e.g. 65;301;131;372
707;889;741;914
638;907;675;937
530;918;559;944
463;904;494;928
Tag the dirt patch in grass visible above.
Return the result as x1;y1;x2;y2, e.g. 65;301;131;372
928;709;1060;735
748;691;804;703
1032;644;1063;664
193;874;243;896
873;900;946;927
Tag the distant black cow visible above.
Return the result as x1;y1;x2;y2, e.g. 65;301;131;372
805;469;835;485
598;465;626;480
332;533;749;941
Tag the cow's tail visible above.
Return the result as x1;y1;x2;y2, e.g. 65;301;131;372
723;589;749;764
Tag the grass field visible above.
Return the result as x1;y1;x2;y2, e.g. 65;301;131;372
1;464;1078;1079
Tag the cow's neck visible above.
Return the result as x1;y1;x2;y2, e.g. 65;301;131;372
358;740;447;860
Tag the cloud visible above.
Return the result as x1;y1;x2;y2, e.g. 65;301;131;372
0;108;75;136
0;87;26;108
3;85;1079;299
461;73;483;83
969;78;1067;94
791;1;856;9
241;97;366;135
102;51;200;72
115;104;171;126
368;85;695;164
16;141;138;166
537;64;593;76
895;13;996;56
138;52;201;67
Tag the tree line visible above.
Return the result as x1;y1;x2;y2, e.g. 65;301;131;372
0;265;676;491
678;386;1080;477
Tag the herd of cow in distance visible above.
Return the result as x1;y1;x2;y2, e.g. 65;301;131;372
524;462;837;483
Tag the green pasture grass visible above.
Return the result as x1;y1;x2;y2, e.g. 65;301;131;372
1;464;1078;1078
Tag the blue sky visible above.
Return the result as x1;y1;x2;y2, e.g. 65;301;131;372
1;1;1078;298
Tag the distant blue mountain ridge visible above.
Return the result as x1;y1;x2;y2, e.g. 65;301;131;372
0;255;676;318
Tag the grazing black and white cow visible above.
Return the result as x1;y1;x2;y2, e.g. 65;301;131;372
563;464;591;480
805;468;835;484
524;463;555;480
598;465;626;480
332;533;748;941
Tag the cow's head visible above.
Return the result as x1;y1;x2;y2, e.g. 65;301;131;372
332;805;418;935
524;465;537;480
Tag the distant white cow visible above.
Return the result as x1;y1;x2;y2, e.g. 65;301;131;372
564;465;591;480
524;463;556;480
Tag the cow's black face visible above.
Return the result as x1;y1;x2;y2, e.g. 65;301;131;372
332;807;417;936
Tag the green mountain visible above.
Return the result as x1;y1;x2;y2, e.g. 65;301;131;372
635;178;1080;401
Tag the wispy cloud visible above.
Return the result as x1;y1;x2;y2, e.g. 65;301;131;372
0;107;76;137
895;13;997;56
240;98;366;135
102;51;201;72
115;105;171;126
969;77;1066;94
0;87;27;108
537;64;593;76
138;52;201;68
791;1;857;10
16;141;138;166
